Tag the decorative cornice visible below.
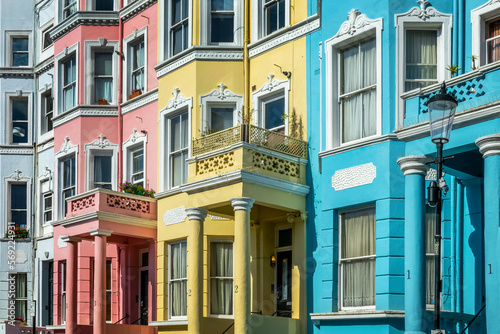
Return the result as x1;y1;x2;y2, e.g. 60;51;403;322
475;134;500;158
254;74;288;94
397;155;430;176
124;129;147;146
85;134;116;149
53;105;118;128
49;11;119;42
185;207;208;221
0;146;34;155
40;166;52;180
164;88;190;111
156;48;243;78
120;0;157;22
7;169;30;181
397;0;449;22
121;89;158;114
0;67;34;78
57;136;78;155
332;9;379;39
248;16;320;58
230;197;255;212
34;58;54;75
200;83;240;101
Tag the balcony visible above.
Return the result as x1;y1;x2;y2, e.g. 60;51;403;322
398;62;500;140
188;124;308;185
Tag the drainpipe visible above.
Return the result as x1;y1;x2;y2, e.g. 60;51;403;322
118;0;124;184
243;0;250;133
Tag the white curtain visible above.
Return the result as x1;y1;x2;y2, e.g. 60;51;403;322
342;39;376;143
170;242;187;317
341;208;376;307
15;274;27;321
210;242;233;315
132;42;144;91
406;30;437;91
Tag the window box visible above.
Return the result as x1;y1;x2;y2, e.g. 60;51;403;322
97;99;109;105
128;90;142;100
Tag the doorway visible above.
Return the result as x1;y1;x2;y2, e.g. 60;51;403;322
275;227;292;317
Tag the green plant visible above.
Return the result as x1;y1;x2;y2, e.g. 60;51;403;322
4;225;29;239
446;64;462;78
119;182;155;198
469;55;478;70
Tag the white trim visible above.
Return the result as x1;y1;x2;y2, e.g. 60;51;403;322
159;88;192;192
5;91;33;145
200;0;243;46
84;40;119;105
54;137;79;220
5;30;33;67
122;129;147;186
324;10;383;150
251;75;290;134
3;170;32;236
200;83;243;132
472;0;500;67
52;105;118;128
121;88;158;115
395;2;452;127
84;135;119;191
123;26;148;101
54;42;79;115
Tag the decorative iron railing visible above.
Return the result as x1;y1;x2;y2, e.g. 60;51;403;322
192;124;307;159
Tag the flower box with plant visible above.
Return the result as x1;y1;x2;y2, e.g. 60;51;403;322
119;182;155;198
128;88;142;100
4;225;29;239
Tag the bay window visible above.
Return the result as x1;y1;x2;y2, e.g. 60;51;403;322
169;241;187;318
339;207;376;309
210;241;233;316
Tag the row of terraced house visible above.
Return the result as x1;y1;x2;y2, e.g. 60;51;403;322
0;0;499;334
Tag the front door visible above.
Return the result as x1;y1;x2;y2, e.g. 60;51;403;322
276;250;292;317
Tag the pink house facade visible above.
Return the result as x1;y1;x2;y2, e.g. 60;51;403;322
47;0;159;333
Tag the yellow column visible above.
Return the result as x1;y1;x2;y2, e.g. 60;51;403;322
186;207;207;334
231;197;255;334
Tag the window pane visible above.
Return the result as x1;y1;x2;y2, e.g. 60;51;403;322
95;78;113;102
13;38;29;52
212;0;233;11
13;54;29;67
405;30;437;91
63;157;75;188
210;242;233;315
342;258;375;307
64;85;75;111
211;107;233;131
171;152;183;187
265;96;285;130
132;149;144;174
94;155;112;188
96;0;113;10
64;58;76;85
13;100;28;121
211;14;234;43
11;184;27;209
170;242;187;317
132;41;144;70
278;228;292;248
95;53;112;75
172;25;184;55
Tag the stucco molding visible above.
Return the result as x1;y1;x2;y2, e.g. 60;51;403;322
201;83;240;101
332;9;381;39
57;136;78;155
398;0;450;21
7;169;31;182
397;155;431;176
476;134;500;158
331;163;377;191
0;147;34;155
248;16;320;58
156;48;243;78
85;134;115;149
123;129;147;146
163;206;187;225
120;0;157;22
164;88;191;111
0;67;34;78
34;58;54;75
53;106;119;128
208;214;230;221
121;89;158;114
49;12;120;42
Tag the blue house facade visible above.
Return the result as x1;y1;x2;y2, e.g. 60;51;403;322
307;0;500;333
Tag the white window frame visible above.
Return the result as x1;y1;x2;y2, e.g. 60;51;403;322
5;91;33;145
5;31;32;67
84;40;119;105
54;137;78;220
84;136;118;191
338;206;376;311
4;171;32;236
122;129;147;186
208;238;234;318
472;1;500;67
54;42;79;115
60;261;66;324
395;4;452;127
159;90;192;191
200;0;243;46
161;0;192;60
324;10;382;150
38;84;54;143
168;240;187;320
251;0;289;41
123;27;148;101
200;84;243;133
251;76;290;134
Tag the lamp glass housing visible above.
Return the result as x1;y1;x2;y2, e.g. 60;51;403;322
427;82;458;144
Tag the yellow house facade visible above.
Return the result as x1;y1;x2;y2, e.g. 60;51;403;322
152;1;319;333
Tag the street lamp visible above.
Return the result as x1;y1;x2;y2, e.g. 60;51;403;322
426;82;458;333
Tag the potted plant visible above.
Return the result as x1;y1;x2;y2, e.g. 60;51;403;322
128;88;142;100
97;98;109;105
119;182;155;198
4;225;29;239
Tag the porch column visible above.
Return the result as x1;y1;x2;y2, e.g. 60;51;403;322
398;156;429;334
60;236;82;334
476;134;500;334
90;229;113;334
186;208;207;334
231;197;255;334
